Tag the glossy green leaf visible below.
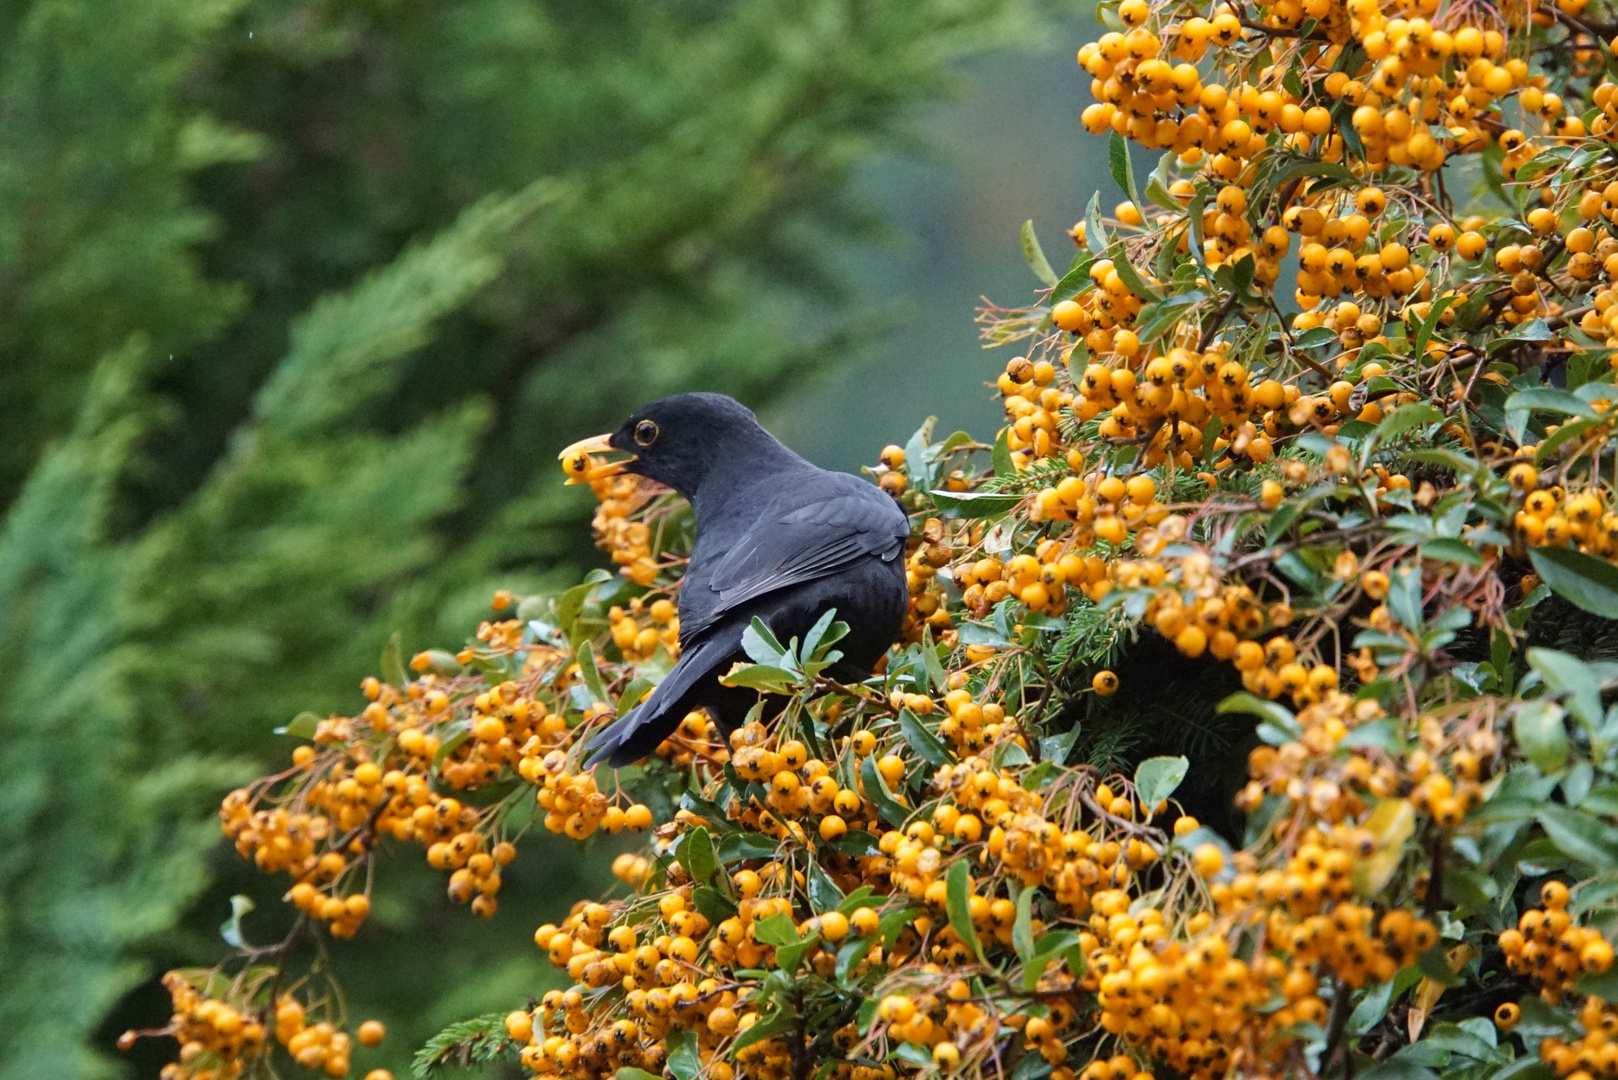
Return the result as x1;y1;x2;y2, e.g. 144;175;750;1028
677;826;718;885
1529;545;1618;619
899;709;954;767
946;859;986;964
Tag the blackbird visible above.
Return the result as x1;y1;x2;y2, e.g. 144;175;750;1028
559;393;910;767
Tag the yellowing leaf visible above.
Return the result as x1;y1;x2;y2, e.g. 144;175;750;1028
1353;798;1415;898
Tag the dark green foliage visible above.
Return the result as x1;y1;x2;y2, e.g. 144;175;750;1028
0;0;1044;1074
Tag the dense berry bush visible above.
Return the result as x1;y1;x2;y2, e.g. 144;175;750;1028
127;3;1618;1078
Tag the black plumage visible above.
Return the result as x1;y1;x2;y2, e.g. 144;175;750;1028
560;393;910;767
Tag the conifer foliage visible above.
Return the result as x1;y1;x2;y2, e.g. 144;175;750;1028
0;0;1035;1074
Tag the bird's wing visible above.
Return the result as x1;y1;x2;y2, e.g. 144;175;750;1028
681;488;908;641
583;627;744;767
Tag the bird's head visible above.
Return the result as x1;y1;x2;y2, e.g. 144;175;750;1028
559;393;777;497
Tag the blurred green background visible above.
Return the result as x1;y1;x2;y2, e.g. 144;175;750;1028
0;0;1108;1076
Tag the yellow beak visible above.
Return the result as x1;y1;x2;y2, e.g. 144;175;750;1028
558;433;635;485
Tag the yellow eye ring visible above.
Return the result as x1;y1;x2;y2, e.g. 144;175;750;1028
634;420;659;447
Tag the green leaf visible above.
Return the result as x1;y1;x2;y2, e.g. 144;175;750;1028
1084;190;1108;254
381;630;408;687
1051;251;1097;304
554;569;612;648
860;754;911;827
1507;385;1600;417
920;625;948;689
719;663;799;694
1012;887;1037;962
1527;648;1606;728
1108;131;1142;208
1134;755;1189;811
992;428;1015;477
616;1068;663;1080
1217;692;1301;737
1529;546;1618;619
732;1010;795;1051
1534;416;1599;464
928;489;1023;517
432;724;471;770
742;617;788;665
676;826;718;885
946;859;986;964
1021;220;1059;287
666;1032;701;1080
1371;403;1444;448
1348;977;1397;1036
1413;294;1457;359
1421;538;1483;567
617;677;655;713
807;860;844;912
575;640;609;705
220;894;255;949
753;911;800;947
836;937;876;985
774;933;819;976
1574;970;1618;999
1514;700;1569;773
1538;805;1618;869
278;711;321;739
1107;242;1163;302
898;709;954;767
1387;564;1424;631
1295;326;1338;349
716;833;779;863
692;886;737;924
1020;929;1084;991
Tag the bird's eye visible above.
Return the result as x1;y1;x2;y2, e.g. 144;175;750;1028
634;420;659;447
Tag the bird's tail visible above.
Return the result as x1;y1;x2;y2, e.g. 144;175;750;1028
582;629;743;768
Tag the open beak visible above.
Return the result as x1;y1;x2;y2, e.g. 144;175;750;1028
559;433;635;485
